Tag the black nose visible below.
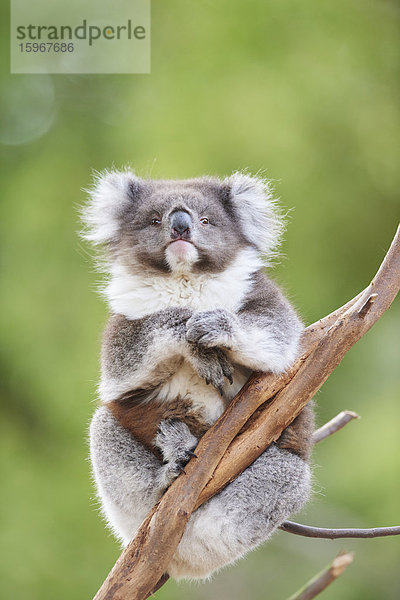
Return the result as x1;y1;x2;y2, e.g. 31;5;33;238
170;211;192;238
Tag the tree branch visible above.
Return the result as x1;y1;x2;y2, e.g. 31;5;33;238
280;521;400;539
286;552;354;600
312;410;360;444
196;225;400;507
93;225;400;600
148;409;361;599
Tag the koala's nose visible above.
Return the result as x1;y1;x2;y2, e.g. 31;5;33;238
170;211;192;239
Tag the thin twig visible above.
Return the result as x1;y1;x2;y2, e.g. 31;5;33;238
312;410;360;444
280;521;400;539
286;552;354;600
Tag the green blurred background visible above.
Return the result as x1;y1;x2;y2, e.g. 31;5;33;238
0;1;399;599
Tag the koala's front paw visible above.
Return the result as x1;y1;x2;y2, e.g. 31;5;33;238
155;419;198;476
189;345;233;395
186;309;237;349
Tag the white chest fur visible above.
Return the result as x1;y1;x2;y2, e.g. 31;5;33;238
157;362;225;423
157;361;249;425
104;248;262;319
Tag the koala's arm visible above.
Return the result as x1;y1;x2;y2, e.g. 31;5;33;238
99;307;193;402
100;307;234;402
186;270;303;374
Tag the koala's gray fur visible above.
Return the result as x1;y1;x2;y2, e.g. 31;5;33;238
83;170;314;580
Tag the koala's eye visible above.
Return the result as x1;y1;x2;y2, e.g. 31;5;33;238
151;217;162;226
200;217;209;225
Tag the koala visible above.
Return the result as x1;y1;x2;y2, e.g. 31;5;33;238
82;170;314;581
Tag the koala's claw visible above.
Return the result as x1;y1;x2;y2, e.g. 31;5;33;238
185;449;198;459
190;345;234;393
173;447;198;475
220;359;234;384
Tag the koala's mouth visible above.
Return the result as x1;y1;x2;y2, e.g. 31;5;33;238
165;238;198;266
167;239;194;247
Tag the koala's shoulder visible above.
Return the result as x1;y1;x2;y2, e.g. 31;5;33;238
240;270;295;315
103;313;142;339
102;313;145;363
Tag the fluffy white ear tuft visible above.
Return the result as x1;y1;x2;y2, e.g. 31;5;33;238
225;172;285;256
81;170;141;245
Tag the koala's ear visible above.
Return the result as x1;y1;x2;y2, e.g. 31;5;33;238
222;172;284;255
81;170;143;245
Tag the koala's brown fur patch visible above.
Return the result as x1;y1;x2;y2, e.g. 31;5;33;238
107;392;209;461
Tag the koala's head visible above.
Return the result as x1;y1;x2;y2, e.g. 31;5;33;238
81;170;283;276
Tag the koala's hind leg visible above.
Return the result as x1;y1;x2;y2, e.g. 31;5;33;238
168;444;311;580
89;406;197;545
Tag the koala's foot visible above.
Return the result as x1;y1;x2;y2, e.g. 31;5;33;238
186;309;237;349
155;420;198;482
188;345;233;395
276;403;315;461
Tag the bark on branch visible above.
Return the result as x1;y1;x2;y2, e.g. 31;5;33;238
93;225;400;600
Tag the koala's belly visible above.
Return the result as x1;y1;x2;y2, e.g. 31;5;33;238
157;361;249;425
